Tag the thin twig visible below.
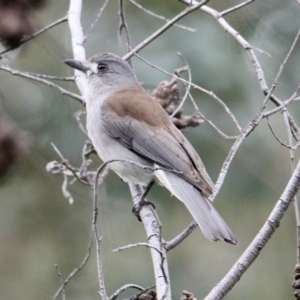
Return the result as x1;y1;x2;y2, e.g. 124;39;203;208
55;265;66;300
52;235;93;300
0;64;84;104
213;128;249;199
0;16;68;56
14;71;74;81
164;221;198;251
213;23;300;199
266;117;300;150
205;159;300;300
109;284;145;300
219;0;255;17
51;143;87;184
263;84;300;118
258;26;300;118
113;242;164;255
283;111;300;264
74;110;88;135
128;285;156;300
93;167;108;300
178;0;300;136
131;50;241;132
170;53;192;118
189;91;239;139
128;0;196;32
267;117;300;151
83;0;110;45
123;0;209;61
118;0;132;65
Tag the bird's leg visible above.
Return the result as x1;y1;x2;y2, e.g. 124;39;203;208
132;180;156;221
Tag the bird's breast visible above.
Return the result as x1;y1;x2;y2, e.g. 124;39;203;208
85;95;154;185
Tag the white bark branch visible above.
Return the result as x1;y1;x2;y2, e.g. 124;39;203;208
205;158;300;300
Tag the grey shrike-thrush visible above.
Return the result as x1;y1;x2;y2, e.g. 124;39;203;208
64;52;237;245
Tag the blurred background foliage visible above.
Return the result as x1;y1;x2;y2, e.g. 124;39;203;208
0;0;300;299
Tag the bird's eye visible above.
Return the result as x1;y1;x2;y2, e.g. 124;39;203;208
97;63;107;71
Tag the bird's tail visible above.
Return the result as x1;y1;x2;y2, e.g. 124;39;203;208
155;168;237;244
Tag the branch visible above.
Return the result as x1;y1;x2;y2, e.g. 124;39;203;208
204;158;300;300
83;0;110;45
128;0;196;32
113;242;164;255
164;221;198;251
0;15;68;56
93;167;108;300
67;0;87;94
109;284;145;300
118;0;132;61
178;0;300;138
52;235;93;300
55;265;66;300
123;0;209;61
0;64;84;104
131;51;241;135
219;0;255;17
266;117;300;150
129;184;171;300
282;111;300;265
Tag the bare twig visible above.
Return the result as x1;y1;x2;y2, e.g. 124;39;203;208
131;50;241;132
263;84;300;118
74;110;88;135
128;0;195;32
93;167;108;300
0;16;68;56
51;143;88;184
123;0;209;61
52;235;93;300
164;221;198;251
219;0;255;17
205;158;300;300
67;0;87;94
170;53;192;118
113;242;164;255
0;64;84;103
189;92;238;140
213;128;249;199
128;285;156;300
55;265;66;300
212;19;300;200
13;71;74;81
109;284;145;300
258;26;300;119
118;0;132;64
178;0;300;136
266;117;300;150
83;0;110;45
283;111;300;265
129;183;171;300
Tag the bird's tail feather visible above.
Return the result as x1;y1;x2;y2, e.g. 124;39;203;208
155;168;237;244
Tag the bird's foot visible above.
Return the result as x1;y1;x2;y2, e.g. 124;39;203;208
132;198;156;221
131;180;156;221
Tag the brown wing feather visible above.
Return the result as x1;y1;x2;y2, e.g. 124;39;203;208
103;86;216;195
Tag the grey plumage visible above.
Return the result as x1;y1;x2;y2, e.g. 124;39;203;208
64;52;237;245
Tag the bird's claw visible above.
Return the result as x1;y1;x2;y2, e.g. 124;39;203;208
132;199;156;221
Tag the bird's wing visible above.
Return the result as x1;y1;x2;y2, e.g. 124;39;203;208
101;89;237;244
102;107;215;196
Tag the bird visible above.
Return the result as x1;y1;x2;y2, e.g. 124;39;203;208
64;52;237;245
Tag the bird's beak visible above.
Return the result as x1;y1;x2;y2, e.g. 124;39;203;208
64;59;90;73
